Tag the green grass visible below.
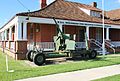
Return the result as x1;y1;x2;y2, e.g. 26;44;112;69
0;51;120;81
94;74;120;81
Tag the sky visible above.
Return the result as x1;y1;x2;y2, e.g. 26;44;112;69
0;0;120;28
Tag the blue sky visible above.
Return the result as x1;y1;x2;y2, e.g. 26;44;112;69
0;0;120;28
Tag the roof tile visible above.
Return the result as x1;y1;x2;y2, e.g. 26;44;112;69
17;0;119;25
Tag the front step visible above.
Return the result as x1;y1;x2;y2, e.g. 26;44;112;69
97;51;109;55
94;48;109;55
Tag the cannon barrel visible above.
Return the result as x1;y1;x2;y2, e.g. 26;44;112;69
53;18;70;40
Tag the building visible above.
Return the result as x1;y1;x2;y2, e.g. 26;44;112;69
1;0;120;60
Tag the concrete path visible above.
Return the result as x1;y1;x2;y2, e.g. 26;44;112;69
15;64;120;81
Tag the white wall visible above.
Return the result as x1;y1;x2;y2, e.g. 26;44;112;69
79;8;90;15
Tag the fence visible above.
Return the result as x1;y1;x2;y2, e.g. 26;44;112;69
27;42;86;50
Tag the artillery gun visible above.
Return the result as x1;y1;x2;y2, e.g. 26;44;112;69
26;18;97;66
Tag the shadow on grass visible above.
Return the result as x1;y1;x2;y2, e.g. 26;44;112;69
45;56;105;65
91;57;107;61
66;56;106;61
23;55;120;67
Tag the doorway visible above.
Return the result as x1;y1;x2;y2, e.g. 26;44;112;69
79;29;85;42
96;28;102;43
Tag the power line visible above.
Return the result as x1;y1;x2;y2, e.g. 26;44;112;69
16;0;30;11
16;0;30;20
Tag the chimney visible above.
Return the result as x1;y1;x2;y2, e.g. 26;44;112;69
91;2;97;8
41;0;47;9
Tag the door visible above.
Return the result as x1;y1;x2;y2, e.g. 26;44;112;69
96;28;102;43
79;29;85;42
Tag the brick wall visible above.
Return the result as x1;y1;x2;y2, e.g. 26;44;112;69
15;41;27;60
41;24;57;42
110;29;120;41
27;23;57;43
64;25;78;34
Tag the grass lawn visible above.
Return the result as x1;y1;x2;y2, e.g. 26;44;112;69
94;74;120;81
0;51;120;81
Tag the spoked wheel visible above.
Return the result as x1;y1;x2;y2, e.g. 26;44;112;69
26;50;34;62
33;53;45;66
89;50;97;59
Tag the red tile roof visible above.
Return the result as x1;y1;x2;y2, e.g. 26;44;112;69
15;0;120;25
106;9;120;20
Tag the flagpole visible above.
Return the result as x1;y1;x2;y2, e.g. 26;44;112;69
102;0;105;57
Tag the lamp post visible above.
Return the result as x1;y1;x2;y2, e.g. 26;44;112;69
102;0;105;57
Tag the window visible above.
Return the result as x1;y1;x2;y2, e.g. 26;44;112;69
91;11;101;18
21;23;24;39
7;29;9;40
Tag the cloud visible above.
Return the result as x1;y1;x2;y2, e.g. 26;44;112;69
118;0;120;3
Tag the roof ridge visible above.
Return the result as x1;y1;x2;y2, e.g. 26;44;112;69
16;0;58;16
65;0;101;11
17;0;102;16
107;8;120;12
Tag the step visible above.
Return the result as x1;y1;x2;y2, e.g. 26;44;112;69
97;51;109;55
